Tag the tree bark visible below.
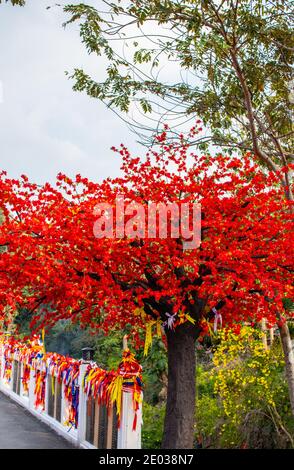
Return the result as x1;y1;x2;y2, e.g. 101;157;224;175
279;190;294;416
279;322;294;416
269;327;274;347
162;322;199;449
260;318;268;350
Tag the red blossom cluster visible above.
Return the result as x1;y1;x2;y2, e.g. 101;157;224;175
0;127;293;341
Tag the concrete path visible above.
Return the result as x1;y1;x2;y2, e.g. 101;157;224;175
0;392;74;449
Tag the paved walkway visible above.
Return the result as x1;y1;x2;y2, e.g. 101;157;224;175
0;392;74;449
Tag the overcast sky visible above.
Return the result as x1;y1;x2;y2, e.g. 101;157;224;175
0;1;144;184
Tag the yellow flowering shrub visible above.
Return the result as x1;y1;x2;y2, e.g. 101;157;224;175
204;325;294;448
213;327;285;426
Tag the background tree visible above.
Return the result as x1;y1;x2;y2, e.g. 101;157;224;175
0;1;25;5
63;0;293;192
0;129;293;448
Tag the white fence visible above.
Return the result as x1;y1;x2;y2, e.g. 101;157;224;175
0;341;142;449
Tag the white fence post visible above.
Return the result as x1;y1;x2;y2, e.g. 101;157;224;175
0;341;3;388
77;347;94;445
0;341;3;389
28;365;36;410
45;370;50;414
0;334;12;391
11;355;15;391
117;390;142;449
77;362;87;445
117;336;142;449
19;363;24;397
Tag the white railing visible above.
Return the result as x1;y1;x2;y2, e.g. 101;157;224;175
0;339;142;449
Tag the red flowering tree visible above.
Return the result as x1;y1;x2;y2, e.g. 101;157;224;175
0;127;293;448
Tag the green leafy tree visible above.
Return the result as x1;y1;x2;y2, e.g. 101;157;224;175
0;1;25;5
63;0;293;193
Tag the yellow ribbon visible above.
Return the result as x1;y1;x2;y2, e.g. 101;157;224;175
35;374;41;394
41;329;46;355
134;306;146;321
185;313;196;325
144;321;155;356
109;375;123;417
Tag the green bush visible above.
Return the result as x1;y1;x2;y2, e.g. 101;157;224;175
142;402;165;449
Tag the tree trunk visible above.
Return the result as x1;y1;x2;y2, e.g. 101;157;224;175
260;318;268;350
279;322;294;416
269;327;274;347
162;322;198;449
